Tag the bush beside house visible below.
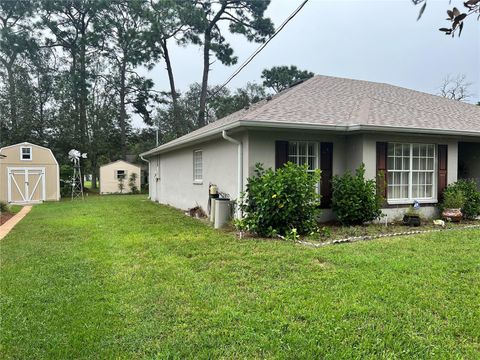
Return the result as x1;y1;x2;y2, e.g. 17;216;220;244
443;179;480;219
237;163;321;237
331;164;383;226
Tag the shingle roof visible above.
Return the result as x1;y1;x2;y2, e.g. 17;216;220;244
142;75;480;156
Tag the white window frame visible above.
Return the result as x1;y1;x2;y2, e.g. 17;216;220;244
116;169;127;180
387;143;437;205
193;150;203;184
20;146;32;161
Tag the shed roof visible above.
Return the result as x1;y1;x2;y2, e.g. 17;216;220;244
142;75;480;157
100;160;141;168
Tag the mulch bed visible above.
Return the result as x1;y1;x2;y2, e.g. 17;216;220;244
0;212;15;226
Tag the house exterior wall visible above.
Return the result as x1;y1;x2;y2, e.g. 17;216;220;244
146;129;468;222
148;132;247;211
247;129;347;176
247;130;461;221
247;129;347;221
359;134;459;221
100;161;141;194
359;134;458;183
0;143;59;203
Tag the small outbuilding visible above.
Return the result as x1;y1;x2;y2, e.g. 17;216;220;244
99;160;141;194
0;142;60;204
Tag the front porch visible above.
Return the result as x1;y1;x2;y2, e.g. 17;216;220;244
458;142;480;189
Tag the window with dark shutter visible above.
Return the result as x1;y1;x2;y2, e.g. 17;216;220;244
320;142;333;208
438;145;448;200
275;141;289;169
376;142;388;199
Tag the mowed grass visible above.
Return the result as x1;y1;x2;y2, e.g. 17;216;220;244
1;196;479;359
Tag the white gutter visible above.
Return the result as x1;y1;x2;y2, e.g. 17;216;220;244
140;155;150;199
222;130;243;218
141;120;480;158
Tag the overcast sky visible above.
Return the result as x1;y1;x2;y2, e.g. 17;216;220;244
136;0;479;127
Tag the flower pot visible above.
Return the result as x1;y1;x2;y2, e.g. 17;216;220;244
403;214;421;227
442;208;463;222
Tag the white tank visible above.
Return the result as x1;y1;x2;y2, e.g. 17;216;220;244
214;199;231;229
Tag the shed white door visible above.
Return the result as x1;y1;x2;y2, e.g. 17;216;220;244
7;167;46;203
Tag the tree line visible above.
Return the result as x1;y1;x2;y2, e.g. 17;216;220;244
0;0;316;188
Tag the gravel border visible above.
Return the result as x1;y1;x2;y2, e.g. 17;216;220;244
296;224;480;248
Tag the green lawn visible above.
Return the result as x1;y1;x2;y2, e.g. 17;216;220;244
1;195;479;359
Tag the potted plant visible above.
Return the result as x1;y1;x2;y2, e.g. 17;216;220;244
403;202;421;227
441;188;465;222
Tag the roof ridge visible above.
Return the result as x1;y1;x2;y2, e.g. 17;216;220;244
313;74;479;109
367;95;474;119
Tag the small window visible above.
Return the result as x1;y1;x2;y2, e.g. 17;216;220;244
116;170;126;179
193;150;203;183
20;146;32;160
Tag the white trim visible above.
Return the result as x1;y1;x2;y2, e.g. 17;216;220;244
193;149;203;183
140;120;480;158
386;143;437;204
56;162;60;200
7;167;46;204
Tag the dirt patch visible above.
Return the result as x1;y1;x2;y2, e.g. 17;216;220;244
0;212;15;226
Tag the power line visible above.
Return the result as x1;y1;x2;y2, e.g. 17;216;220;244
209;0;309;98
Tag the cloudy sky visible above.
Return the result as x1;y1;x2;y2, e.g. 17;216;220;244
137;0;479;126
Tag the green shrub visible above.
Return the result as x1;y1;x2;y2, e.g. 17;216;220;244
238;163;321;237
442;186;466;210
118;176;125;193
128;172;139;194
59;164;73;198
332;164;383;226
0;201;9;213
443;179;479;218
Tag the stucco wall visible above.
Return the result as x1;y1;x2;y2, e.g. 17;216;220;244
0;143;59;202
100;161;141;194
147;129;469;222
247;129;347;176
149;132;247;211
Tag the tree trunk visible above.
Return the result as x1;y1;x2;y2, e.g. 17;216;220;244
162;39;178;105
197;31;211;128
161;39;180;137
6;62;18;142
119;58;127;160
79;42;88;149
91;154;98;189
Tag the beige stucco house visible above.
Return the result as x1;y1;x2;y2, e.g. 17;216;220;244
99;160;141;194
141;75;480;221
0;142;60;204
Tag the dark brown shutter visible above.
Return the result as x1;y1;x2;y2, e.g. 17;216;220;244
438;144;448;200
320;142;333;208
376;142;388;199
275;141;289;169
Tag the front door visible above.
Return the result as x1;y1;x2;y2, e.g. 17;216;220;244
7;168;46;203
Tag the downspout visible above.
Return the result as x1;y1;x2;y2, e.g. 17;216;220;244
222;130;243;218
140;155;151;200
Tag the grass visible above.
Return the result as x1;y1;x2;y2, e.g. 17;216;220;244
8;205;22;214
1;195;479;359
